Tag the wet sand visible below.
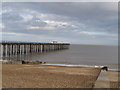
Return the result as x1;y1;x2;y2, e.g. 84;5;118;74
2;64;101;88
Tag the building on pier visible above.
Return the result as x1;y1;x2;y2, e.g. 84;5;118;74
51;41;57;44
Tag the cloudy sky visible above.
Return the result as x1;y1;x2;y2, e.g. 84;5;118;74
1;2;118;45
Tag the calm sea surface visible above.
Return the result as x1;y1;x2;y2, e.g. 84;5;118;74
2;44;118;70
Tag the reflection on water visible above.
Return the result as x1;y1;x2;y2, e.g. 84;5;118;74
1;44;118;69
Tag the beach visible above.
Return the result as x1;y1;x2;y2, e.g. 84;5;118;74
2;64;101;88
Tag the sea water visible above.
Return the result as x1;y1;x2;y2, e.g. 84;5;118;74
1;44;118;70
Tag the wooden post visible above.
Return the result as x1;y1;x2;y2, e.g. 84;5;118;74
2;44;5;60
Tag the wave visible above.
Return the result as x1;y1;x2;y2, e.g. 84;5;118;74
42;63;119;71
42;63;102;68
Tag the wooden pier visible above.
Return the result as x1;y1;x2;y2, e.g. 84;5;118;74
0;41;70;57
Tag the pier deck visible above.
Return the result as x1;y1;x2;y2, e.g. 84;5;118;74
0;41;70;57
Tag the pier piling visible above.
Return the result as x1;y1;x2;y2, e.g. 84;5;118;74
0;41;70;57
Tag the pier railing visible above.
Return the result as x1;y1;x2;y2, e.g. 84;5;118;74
0;41;70;57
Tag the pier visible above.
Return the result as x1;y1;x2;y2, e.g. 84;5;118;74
0;41;70;57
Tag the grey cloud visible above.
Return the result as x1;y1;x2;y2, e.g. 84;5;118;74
23;2;117;34
2;2;118;45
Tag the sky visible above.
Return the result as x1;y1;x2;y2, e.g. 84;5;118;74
1;2;118;45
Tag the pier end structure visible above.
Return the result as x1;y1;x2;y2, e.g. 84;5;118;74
0;41;70;57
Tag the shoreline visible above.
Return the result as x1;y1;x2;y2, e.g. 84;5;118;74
41;63;119;71
1;59;119;71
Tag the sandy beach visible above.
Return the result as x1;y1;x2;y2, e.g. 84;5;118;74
2;64;101;88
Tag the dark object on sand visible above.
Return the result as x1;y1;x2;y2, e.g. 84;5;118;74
101;66;108;71
21;60;44;64
43;62;46;64
22;60;26;64
27;61;43;64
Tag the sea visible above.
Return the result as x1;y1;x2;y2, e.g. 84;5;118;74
1;44;118;70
